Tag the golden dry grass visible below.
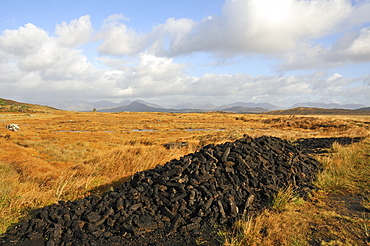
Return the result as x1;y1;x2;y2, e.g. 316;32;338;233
0;104;370;244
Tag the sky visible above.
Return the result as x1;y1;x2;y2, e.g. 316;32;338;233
0;0;370;108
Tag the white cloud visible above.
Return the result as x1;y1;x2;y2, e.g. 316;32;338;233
119;68;366;107
0;24;50;57
97;14;145;56
88;1;370;73
146;18;195;56
1;3;369;107
0;23;112;101
104;14;130;23
279;26;370;70
98;0;366;75
94;0;370;59
97;15;196;58
0;23;96;78
113;53;192;97
347;0;370;26
332;27;370;62
150;0;366;57
55;15;93;47
0;20;367;106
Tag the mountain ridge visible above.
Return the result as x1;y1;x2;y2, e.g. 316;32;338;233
290;102;364;110
97;101;270;113
96;101;369;115
3;98;368;114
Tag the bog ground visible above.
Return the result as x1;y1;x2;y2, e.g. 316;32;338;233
0;103;369;245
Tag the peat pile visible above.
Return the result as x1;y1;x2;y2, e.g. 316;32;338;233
1;135;322;246
294;137;364;154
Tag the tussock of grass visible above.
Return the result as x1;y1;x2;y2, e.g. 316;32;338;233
220;215;263;246
270;185;295;212
315;140;369;194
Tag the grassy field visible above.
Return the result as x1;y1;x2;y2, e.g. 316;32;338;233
0;102;369;245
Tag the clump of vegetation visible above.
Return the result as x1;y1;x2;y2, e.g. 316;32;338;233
218;215;264;246
270;186;296;212
315;140;370;194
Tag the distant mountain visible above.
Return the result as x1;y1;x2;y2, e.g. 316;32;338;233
91;100;129;109
42;99;133;111
267;107;370;115
226;102;280;110
358;107;370;111
47;100;95;111
217;106;270;113
172;103;218;110
33;99;368;113
290;102;365;110
134;100;163;108
172;102;279;111
98;101;272;113
99;101;166;113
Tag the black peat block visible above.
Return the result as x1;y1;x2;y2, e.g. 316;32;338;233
0;135;322;246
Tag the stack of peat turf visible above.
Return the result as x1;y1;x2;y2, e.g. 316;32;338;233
0;135;322;246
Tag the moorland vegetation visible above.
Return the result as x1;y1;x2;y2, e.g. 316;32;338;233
0;99;369;245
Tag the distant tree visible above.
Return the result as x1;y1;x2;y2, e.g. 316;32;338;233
92;108;97;112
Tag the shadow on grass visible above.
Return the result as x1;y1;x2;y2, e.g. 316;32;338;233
87;175;132;195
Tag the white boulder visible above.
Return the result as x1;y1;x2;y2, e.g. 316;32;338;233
6;124;20;131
